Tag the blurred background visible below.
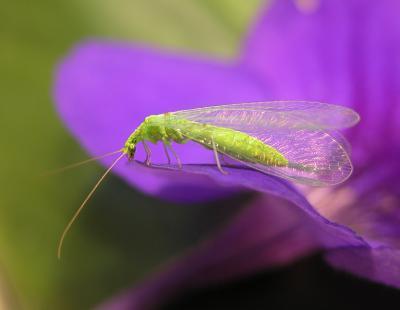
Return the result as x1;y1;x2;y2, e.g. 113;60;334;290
1;1;400;309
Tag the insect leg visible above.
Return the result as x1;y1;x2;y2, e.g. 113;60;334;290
211;137;228;175
167;144;182;169
162;141;171;164
142;140;152;166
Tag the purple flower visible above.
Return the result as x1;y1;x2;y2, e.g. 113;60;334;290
54;0;400;308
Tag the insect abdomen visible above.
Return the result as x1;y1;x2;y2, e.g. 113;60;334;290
169;119;288;167
212;127;288;167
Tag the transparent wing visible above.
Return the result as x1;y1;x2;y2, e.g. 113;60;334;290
230;128;352;186
171;101;360;131
168;101;357;185
174;126;352;186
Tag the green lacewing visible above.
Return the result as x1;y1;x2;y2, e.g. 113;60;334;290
57;101;360;258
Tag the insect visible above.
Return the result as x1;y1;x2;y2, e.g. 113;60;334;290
57;101;360;258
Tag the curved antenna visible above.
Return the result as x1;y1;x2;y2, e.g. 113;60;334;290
42;149;124;177
57;152;125;259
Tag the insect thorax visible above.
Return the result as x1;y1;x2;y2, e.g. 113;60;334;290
124;114;185;156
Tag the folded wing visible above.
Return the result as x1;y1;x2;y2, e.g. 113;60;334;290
172;101;360;131
170;101;358;186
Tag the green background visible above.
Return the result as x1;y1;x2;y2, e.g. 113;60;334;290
0;1;261;308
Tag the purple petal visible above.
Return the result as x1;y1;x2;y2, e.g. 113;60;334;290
240;0;400;285
98;163;367;309
242;0;400;162
326;246;400;289
140;162;368;248
54;41;267;201
310;157;400;287
321;158;400;247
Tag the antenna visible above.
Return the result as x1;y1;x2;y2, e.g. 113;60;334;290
42;149;124;177
57;152;125;259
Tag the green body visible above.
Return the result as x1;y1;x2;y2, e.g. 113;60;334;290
123;114;288;167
